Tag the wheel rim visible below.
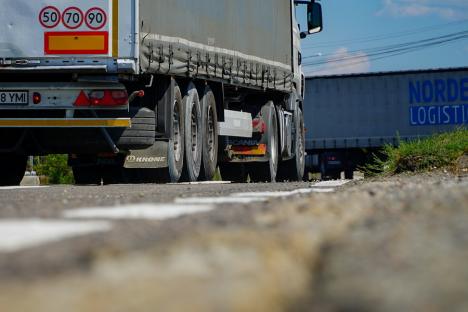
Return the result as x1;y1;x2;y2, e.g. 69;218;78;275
207;105;216;161
298;116;305;168
172;100;182;163
190;101;199;162
270;113;278;174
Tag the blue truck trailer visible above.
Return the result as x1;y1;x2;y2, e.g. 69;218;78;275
304;67;468;180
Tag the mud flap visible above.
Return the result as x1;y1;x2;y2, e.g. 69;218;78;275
124;140;169;169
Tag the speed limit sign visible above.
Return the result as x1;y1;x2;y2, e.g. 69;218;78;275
62;7;84;29
85;7;107;30
39;6;61;29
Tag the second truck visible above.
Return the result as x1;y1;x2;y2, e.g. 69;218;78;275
0;0;323;185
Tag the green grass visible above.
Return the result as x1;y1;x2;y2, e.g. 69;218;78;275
367;128;468;175
34;155;74;185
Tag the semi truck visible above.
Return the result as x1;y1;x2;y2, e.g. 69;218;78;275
304;67;468;180
0;0;323;186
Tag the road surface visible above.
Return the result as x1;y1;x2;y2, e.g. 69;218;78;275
0;172;466;312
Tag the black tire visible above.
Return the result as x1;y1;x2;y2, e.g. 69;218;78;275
199;86;219;181
345;169;354;180
115;107;156;149
278;108;306;182
181;82;202;182
166;83;185;183
249;102;278;183
0;154;27;186
219;163;248;183
72;166;101;185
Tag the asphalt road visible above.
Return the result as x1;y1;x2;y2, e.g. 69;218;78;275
0;180;347;278
0;173;466;312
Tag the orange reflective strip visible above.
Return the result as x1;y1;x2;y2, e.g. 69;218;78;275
45;32;109;55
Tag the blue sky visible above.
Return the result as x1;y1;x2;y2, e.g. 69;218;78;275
299;0;468;76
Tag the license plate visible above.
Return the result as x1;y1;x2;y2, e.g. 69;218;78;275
0;91;29;105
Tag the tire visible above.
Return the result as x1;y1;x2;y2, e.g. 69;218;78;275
181;82;202;182
345;169;354;180
166;83;185;183
0;154;27;186
116;107;156;149
278;108;306;182
72;166;101;185
249;102;278;183
219;163;248;183
199;86;218;181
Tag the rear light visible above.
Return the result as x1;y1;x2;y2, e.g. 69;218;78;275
32;92;41;105
74;90;129;107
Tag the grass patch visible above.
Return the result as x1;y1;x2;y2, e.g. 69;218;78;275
367;128;468;175
34;155;74;185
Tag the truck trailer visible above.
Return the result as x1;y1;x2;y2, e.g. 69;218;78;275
304;67;468;180
0;0;323;185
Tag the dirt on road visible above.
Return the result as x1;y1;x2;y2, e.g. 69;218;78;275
0;171;467;312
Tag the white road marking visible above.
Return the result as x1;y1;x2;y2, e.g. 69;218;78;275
175;196;268;205
0;186;49;191
64;204;215;220
0;220;111;253
232;188;318;198
312;180;351;187
168;181;232;185
310;188;336;193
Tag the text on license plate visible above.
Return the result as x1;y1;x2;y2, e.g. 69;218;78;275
0;91;29;105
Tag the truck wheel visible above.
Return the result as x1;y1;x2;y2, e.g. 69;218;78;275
345;169;354;180
181;82;202;182
116;107;156;149
279;108;306;181
199;86;218;181
166;83;185;183
249;102;278;183
72;166;101;185
0;154;27;186
219;163;248;183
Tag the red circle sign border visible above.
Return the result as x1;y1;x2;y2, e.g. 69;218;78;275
85;7;107;30
62;7;84;30
39;6;61;29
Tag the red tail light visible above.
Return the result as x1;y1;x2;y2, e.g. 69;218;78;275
74;90;129;107
33;92;42;105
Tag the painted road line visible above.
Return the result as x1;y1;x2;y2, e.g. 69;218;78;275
0;186;49;191
0;220;111;253
175;196;268;205
232;189;315;198
168;181;232;186
313;180;351;188
64;204;215;220
310;188;336;193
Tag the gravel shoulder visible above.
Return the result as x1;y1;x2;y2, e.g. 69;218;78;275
0;172;466;312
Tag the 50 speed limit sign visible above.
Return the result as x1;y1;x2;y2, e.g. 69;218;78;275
39;6;61;29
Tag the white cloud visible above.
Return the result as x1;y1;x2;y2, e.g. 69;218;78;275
377;0;468;20
305;47;371;76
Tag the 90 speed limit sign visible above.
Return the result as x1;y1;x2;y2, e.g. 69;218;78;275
85;7;107;30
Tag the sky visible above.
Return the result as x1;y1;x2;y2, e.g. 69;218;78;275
299;0;468;76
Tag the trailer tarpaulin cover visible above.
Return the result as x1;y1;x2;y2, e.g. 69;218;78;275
139;0;294;92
